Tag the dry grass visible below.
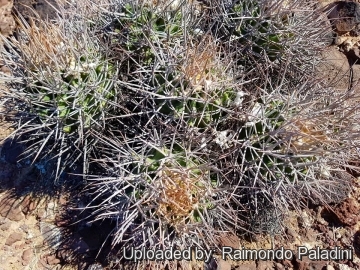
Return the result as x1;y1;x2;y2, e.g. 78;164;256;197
181;35;218;89
285;119;334;152
155;166;207;228
14;17;67;69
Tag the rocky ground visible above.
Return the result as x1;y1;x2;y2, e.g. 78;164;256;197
0;0;359;270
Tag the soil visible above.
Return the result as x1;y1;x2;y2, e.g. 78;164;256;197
0;1;359;270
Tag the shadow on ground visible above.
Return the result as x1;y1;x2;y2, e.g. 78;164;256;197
0;135;115;269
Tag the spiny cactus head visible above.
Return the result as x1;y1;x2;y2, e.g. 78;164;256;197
5;14;119;133
154;164;209;228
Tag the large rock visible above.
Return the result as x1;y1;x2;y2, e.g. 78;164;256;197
316;46;351;91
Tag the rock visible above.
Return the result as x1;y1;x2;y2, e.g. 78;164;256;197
216;259;231;270
0;0;15;39
338;264;352;270
37;257;48;269
281;260;293;268
235;262;256;270
333;198;359;226
295;256;327;270
19;224;29;233
351;47;360;58
55;215;67;227
36;208;46;220
20;196;37;215
5;232;22;246
21;248;33;266
327;230;334;241
22;248;32;261
328;1;360;35
46;254;60;265
44;201;57;220
285;227;297;243
351;64;360;93
217;233;240;249
298;211;314;228
14;243;25;249
274;262;285;270
0;196;25;221
316;46;351;92
256;260;274;270
56;249;71;263
324;1;360;51
0;65;11;75
20;196;30;214
0;219;10;231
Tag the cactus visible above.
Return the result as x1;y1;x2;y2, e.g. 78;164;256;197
84;133;221;253
77;0;356;258
1;13;119;179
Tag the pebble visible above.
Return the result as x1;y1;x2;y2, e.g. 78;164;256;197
21;248;33;266
216;259;231;270
5;232;23;246
46;254;61;265
0;196;25;222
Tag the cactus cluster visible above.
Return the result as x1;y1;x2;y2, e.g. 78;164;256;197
1;13;120;180
1;0;360;268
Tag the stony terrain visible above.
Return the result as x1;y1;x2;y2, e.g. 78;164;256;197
0;1;359;270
